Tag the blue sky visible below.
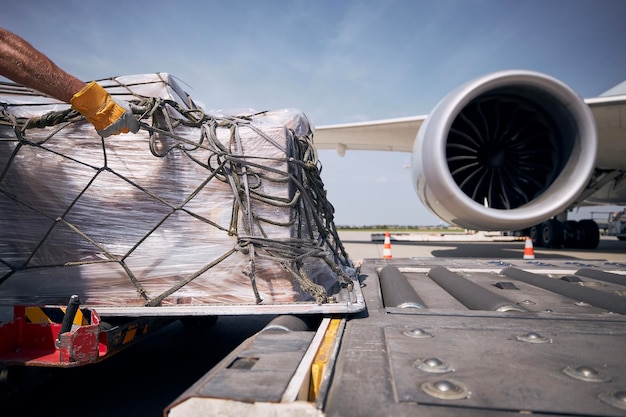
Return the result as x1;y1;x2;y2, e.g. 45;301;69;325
2;0;625;226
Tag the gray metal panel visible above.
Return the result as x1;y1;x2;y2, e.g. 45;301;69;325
325;258;626;417
385;317;626;416
171;330;314;405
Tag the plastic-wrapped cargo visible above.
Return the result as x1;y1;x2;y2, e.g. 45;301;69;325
0;73;359;314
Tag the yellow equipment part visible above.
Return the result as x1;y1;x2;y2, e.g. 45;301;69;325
25;306;87;326
309;317;342;400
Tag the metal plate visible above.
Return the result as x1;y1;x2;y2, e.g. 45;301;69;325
385;316;626;416
325;258;626;417
86;278;365;317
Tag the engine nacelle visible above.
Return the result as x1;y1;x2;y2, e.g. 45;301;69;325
412;70;597;231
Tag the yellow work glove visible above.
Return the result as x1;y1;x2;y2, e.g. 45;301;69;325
70;81;140;137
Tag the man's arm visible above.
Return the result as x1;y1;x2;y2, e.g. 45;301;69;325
0;27;139;136
0;27;86;103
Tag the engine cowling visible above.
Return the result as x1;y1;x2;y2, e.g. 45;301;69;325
412;70;597;231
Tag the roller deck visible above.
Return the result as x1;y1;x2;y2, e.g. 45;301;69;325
167;257;626;417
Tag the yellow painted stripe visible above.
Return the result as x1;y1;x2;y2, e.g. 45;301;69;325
65;307;87;326
24;306;89;326
25;307;52;324
123;326;137;344
309;318;341;400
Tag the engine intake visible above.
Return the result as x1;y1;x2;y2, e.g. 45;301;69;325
412;70;597;231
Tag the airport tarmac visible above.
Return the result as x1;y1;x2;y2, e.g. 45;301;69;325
338;231;626;263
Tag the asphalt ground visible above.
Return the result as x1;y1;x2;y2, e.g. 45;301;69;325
3;231;624;416
337;231;626;264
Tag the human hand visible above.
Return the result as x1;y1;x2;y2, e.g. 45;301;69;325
70;81;140;137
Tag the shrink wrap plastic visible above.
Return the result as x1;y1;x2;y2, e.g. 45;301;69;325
0;74;353;308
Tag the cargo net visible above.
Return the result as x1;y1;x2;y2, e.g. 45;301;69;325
0;74;354;307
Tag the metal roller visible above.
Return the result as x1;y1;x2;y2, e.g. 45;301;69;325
502;267;626;315
428;266;525;312
263;315;318;332
576;268;626;286
379;265;426;309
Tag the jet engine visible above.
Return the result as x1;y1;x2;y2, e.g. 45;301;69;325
412;70;598;235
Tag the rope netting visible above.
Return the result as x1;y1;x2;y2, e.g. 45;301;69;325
0;74;354;307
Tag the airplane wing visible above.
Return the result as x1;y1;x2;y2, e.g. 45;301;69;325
311;70;626;250
584;94;626;171
313;115;425;156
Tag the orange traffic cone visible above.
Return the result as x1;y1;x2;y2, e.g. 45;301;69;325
523;236;535;259
382;231;393;259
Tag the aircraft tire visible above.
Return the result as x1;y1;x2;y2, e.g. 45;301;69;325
529;225;542;247
563;220;580;248
578;219;600;249
540;219;563;248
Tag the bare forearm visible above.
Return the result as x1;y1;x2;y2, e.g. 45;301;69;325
0;27;86;103
0;27;139;137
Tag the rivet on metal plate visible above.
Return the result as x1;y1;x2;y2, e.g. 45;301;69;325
516;332;552;344
563;365;611;382
421;379;469;400
599;390;626;411
403;328;433;339
414;357;453;373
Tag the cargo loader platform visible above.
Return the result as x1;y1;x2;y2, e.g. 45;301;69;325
0;277;364;368
166;257;626;417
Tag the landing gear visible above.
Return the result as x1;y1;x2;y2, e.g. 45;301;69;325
578;219;600;249
526;218;600;249
529;225;541;247
540;218;563;248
